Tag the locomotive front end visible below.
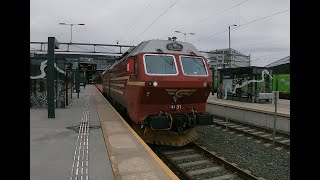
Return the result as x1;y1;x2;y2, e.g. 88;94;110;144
126;40;214;146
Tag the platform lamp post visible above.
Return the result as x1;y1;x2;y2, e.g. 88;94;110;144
174;31;195;42
59;23;85;43
226;24;237;69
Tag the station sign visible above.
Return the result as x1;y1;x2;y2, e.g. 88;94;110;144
71;62;97;70
79;63;97;71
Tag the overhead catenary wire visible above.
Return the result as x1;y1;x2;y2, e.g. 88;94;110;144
232;39;287;48
250;53;289;63
192;9;289;44
165;0;250;40
130;0;179;45
198;0;249;23
125;0;153;37
239;9;289;28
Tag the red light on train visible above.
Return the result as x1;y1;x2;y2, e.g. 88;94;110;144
127;58;135;73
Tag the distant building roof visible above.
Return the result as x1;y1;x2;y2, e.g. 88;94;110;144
265;56;290;67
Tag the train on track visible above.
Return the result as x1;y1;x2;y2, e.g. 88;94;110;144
95;38;213;146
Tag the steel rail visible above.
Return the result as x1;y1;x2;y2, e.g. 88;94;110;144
152;143;261;180
152;146;193;180
190;143;260;180
212;118;290;150
213;115;290;138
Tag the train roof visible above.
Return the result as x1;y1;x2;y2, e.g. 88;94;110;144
128;39;203;57
105;39;204;71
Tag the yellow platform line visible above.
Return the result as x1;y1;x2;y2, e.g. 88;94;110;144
96;102;121;179
94;88;178;180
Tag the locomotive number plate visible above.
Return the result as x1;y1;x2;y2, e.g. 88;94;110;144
170;104;182;109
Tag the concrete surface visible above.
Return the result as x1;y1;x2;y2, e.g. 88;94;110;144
30;86;115;180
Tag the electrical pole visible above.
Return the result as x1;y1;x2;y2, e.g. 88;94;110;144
228;24;237;69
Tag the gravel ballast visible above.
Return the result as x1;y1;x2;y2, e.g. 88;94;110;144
195;125;290;180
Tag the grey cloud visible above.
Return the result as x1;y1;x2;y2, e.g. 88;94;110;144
31;0;289;64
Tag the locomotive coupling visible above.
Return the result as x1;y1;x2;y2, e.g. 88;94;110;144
147;114;173;130
145;111;213;132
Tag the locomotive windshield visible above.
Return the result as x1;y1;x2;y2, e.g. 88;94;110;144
144;54;178;75
180;56;208;76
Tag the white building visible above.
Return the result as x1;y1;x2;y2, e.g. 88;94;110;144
206;48;251;69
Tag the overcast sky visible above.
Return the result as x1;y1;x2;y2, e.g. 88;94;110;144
31;0;290;66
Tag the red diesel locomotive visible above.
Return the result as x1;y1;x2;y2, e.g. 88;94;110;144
96;38;213;146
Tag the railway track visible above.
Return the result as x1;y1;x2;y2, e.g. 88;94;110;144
152;143;262;180
212;116;290;151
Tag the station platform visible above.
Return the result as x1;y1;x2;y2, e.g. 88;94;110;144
206;94;290;133
31;85;178;180
207;94;290;116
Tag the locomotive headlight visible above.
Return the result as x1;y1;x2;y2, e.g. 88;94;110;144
153;81;158;87
203;82;208;87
